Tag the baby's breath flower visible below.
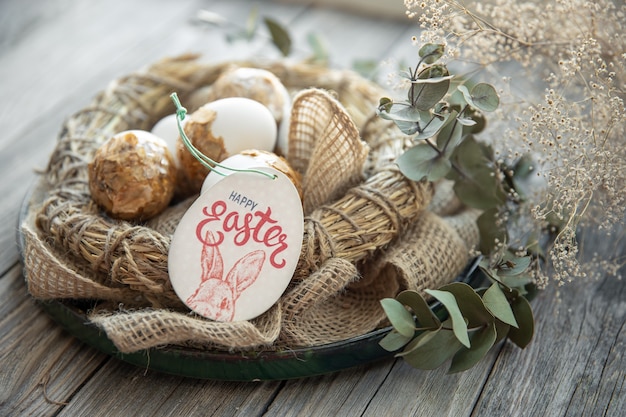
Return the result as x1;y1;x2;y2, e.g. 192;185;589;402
409;0;626;286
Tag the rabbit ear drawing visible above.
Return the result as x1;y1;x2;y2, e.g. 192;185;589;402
225;250;266;296
200;230;224;282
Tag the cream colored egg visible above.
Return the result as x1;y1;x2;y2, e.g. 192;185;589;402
203;97;277;154
151;114;187;165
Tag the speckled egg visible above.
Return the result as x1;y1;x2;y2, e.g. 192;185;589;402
88;130;177;221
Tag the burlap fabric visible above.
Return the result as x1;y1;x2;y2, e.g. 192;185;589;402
21;55;480;353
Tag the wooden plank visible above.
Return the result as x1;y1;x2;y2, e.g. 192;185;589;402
0;266;110;417
264;361;395;416
55;358;283;416
0;0;76;54
0;120;59;276
358;348;502;416
472;273;626;417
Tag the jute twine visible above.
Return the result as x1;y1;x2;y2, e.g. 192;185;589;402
21;55;479;353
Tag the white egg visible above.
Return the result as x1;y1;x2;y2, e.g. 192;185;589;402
151;114;187;165
203;97;277;155
200;154;266;195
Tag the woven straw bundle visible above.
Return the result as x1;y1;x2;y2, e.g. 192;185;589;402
21;55;479;353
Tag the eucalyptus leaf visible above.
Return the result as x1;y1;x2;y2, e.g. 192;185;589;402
377;105;424;136
245;7;259;40
414;113;450;140
453;176;504;210
476;208;508;255
483;283;519;328
419;43;445;64
451;137;507;210
435;111;462;155
264;17;292;56
378;97;393;113
410;66;451;111
353;59;379;78
458;83;499;112
383;105;424;122
411;75;455;84
398;327;439;355
395;120;421;135
379;330;413;351
500;274;535;290
424;289;470;348
449;322;497;373
467;111;487;134
513;153;535;179
457;117;477;126
457;85;474;106
380;298;415;337
508;295;534;348
434;102;449;115
494;318;511;344
422;64;448;78
197;10;229;26
511;154;536;200
308;32;329;64
398;323;464;370
438;282;494;327
397;144;452;182
448;83;471;107
470;83;500;112
396;290;441;329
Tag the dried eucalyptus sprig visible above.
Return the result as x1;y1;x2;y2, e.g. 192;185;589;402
380;279;533;373
376;43;531;254
377;43;539;372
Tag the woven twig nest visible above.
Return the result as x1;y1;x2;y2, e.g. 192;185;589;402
21;55;479;353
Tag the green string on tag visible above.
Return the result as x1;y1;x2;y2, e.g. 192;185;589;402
169;92;276;180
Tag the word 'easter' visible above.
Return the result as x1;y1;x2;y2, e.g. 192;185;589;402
196;200;289;269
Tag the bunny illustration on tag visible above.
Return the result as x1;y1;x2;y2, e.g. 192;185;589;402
168;168;304;322
186;231;265;321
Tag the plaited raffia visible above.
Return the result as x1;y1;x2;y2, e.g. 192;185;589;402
20;55;480;353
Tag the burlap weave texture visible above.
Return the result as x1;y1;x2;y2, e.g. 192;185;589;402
20;56;479;353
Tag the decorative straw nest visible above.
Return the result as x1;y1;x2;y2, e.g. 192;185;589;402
21;54;480;353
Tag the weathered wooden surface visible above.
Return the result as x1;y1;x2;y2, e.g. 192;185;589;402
0;1;624;416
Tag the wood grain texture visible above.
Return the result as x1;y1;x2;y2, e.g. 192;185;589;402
56;359;282;417
1;0;624;416
0;267;109;416
473;275;626;417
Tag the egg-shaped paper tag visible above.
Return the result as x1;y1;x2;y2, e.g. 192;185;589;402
168;167;304;322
